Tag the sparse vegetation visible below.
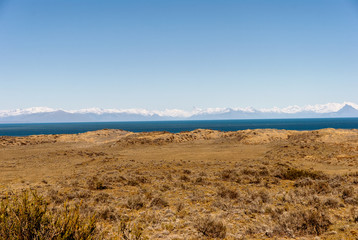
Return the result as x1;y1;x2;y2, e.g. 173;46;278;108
149;197;169;209
126;195;145;210
278;168;325;180
87;176;107;190
1;128;358;239
274;208;331;236
119;220;145;240
195;216;226;238
0;190;97;239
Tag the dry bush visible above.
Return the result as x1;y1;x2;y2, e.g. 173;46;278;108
257;167;270;176
342;186;355;199
278;168;325;181
94;192;111;203
195;216;226;238
179;175;190;182
0;190;98;239
212;200;231;211
217;186;239;199
159;184;171;192
126;176;150;187
343;197;358;205
241;168;257;176
294;178;314;187
183;169;191;174
87;176;107;190
149;197;169;209
193;177;206;185
176;202;184;213
119;220;145;240
323;197;340;208
341;186;358;205
273;208;331;237
328;175;345;189
47;189;65;205
137;211;160;225
98;206;118;221
135;176;150;184
351;207;358;222
312;180;332;194
127;195;145;210
68;189;91;200
256;189;271;203
219;169;239;182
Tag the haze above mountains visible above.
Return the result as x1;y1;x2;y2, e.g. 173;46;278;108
1;102;358;123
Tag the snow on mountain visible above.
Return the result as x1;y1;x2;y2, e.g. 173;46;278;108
0;107;56;117
0;102;357;120
260;102;358;114
69;108;155;116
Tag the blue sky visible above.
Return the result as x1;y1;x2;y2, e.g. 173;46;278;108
0;0;357;110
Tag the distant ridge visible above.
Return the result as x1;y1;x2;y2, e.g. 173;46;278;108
0;103;358;123
332;104;358;117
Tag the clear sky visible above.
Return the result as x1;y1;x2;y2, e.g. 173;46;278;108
0;0;357;110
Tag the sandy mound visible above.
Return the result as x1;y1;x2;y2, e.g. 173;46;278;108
0;129;129;146
1;128;357;147
115;128;292;145
56;129;128;144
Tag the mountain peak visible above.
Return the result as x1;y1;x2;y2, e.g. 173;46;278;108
1;102;358;122
337;104;358;114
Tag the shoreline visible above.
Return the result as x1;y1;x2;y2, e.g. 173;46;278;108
1;117;358;137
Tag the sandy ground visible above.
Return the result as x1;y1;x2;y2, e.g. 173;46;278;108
1;128;358;239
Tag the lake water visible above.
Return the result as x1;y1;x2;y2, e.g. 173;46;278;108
0;118;358;136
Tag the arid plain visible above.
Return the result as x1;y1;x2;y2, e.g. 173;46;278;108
1;128;358;239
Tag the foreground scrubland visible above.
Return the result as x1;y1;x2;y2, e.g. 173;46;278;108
1;128;358;239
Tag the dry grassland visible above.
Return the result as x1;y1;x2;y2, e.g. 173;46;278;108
1;128;358;239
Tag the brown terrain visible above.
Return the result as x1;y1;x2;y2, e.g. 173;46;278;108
1;128;358;239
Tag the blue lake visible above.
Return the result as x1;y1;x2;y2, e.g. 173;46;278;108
0;118;358;136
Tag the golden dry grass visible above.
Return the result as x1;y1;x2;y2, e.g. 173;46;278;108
1;128;358;239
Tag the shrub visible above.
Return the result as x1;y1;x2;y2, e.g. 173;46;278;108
294;178;314;187
274;208;331;236
195;216;226;238
219;170;239;181
180;175;190;182
159;184;171;192
126;195;145;210
98;206;118;221
87;176;107;190
278;168;324;181
217;187;238;199
149;197;169;209
176;202;184;213
241;168;257;176
0;190;97;239
312;181;331;194
351;207;358;222
194;177;206;185
119;220;145;240
342;187;354;199
183;169;191;174
257;189;271;203
323;197;340;208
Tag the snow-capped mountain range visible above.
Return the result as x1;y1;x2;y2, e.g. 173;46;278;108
0;102;358;123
